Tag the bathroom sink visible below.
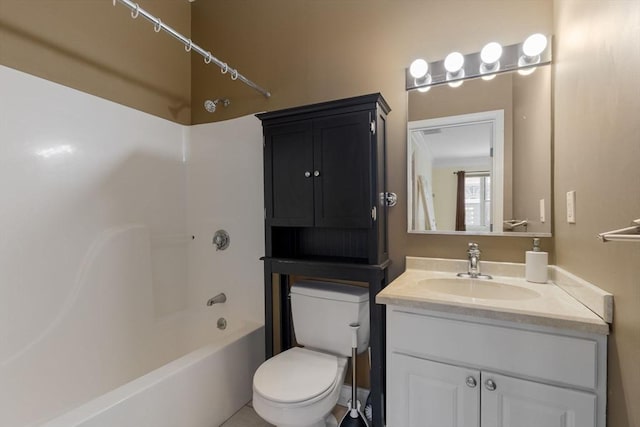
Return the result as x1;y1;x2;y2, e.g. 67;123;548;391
418;277;542;301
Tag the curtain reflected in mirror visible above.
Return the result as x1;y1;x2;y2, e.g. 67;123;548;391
455;170;466;231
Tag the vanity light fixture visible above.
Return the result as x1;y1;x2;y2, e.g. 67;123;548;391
444;51;465;84
522;33;548;59
480;42;502;80
480;42;502;73
409;58;428;79
405;34;552;91
409;58;433;88
517;33;548;74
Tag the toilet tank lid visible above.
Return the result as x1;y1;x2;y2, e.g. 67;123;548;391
291;280;369;303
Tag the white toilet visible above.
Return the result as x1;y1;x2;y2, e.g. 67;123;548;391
253;280;370;427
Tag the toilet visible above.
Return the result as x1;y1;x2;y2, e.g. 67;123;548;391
253;280;370;427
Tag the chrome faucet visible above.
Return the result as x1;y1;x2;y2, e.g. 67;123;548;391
457;243;492;279
207;293;227;306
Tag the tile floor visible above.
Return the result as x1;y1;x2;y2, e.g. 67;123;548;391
221;403;349;427
220;405;272;427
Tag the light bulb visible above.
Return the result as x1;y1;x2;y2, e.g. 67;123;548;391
444;52;464;73
418;86;431;93
523;33;547;57
409;58;429;79
481;42;502;64
448;80;464;88
481;73;497;81
518;67;536;76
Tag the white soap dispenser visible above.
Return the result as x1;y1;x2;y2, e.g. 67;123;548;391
525;238;548;283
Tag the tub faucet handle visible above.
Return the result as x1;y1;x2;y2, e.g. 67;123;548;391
212;230;230;251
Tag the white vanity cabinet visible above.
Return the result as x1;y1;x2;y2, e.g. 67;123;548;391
386;307;607;427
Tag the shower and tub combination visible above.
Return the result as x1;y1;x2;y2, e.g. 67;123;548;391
0;61;266;426
0;1;269;426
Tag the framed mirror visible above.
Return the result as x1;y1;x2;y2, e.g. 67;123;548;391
407;65;551;236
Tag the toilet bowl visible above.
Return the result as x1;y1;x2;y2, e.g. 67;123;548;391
252;281;369;427
253;347;348;427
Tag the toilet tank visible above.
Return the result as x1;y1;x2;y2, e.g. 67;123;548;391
290;280;369;357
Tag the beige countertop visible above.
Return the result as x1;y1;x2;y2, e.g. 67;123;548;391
377;257;610;335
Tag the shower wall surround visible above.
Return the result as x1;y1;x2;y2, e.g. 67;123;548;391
187;116;265;325
0;65;264;426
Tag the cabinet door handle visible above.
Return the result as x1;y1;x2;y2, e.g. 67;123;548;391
465;376;477;388
304;171;311;178
485;379;497;391
313;170;321;177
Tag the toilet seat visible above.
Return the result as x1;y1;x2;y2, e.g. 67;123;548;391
254;347;339;405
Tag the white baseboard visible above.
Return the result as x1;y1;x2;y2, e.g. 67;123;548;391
337;384;370;408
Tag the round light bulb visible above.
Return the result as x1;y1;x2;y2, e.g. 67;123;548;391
523;33;547;57
448;80;464;88
481;73;497;81
418;86;431;93
409;58;429;79
444;52;464;73
518;67;537;76
481;42;503;64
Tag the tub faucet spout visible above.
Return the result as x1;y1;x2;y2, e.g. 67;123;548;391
207;293;227;306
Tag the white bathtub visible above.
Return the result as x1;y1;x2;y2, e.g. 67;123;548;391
35;316;264;427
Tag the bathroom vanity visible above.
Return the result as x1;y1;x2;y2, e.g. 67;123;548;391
377;257;611;427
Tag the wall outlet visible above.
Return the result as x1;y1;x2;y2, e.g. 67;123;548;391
539;199;546;223
566;191;576;223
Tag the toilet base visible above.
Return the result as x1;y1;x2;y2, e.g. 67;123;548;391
326;413;338;427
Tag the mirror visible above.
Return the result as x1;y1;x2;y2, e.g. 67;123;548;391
407;66;552;236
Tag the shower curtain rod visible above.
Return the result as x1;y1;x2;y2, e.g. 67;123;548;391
113;0;271;98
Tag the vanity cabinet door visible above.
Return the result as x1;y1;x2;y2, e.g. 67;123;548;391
480;371;597;427
388;352;480;427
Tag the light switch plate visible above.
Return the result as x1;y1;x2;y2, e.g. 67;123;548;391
539;199;546;223
566;191;576;223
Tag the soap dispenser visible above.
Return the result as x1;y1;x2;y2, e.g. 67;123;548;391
525;238;548;283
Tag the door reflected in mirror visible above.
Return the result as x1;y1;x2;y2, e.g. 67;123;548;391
407;66;551;236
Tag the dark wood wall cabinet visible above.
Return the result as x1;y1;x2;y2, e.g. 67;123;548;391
257;93;391;427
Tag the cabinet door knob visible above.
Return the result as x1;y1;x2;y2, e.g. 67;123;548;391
304;171;311;178
313;170;321;177
465;376;477;388
485;379;497;391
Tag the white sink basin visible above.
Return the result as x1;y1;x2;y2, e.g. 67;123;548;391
418;277;542;301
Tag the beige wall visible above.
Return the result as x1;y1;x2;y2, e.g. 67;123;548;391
554;2;640;426
0;0;191;124
191;0;554;278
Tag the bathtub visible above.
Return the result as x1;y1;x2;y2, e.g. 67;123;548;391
33;316;264;427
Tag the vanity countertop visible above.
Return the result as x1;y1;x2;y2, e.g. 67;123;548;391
377;257;610;335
